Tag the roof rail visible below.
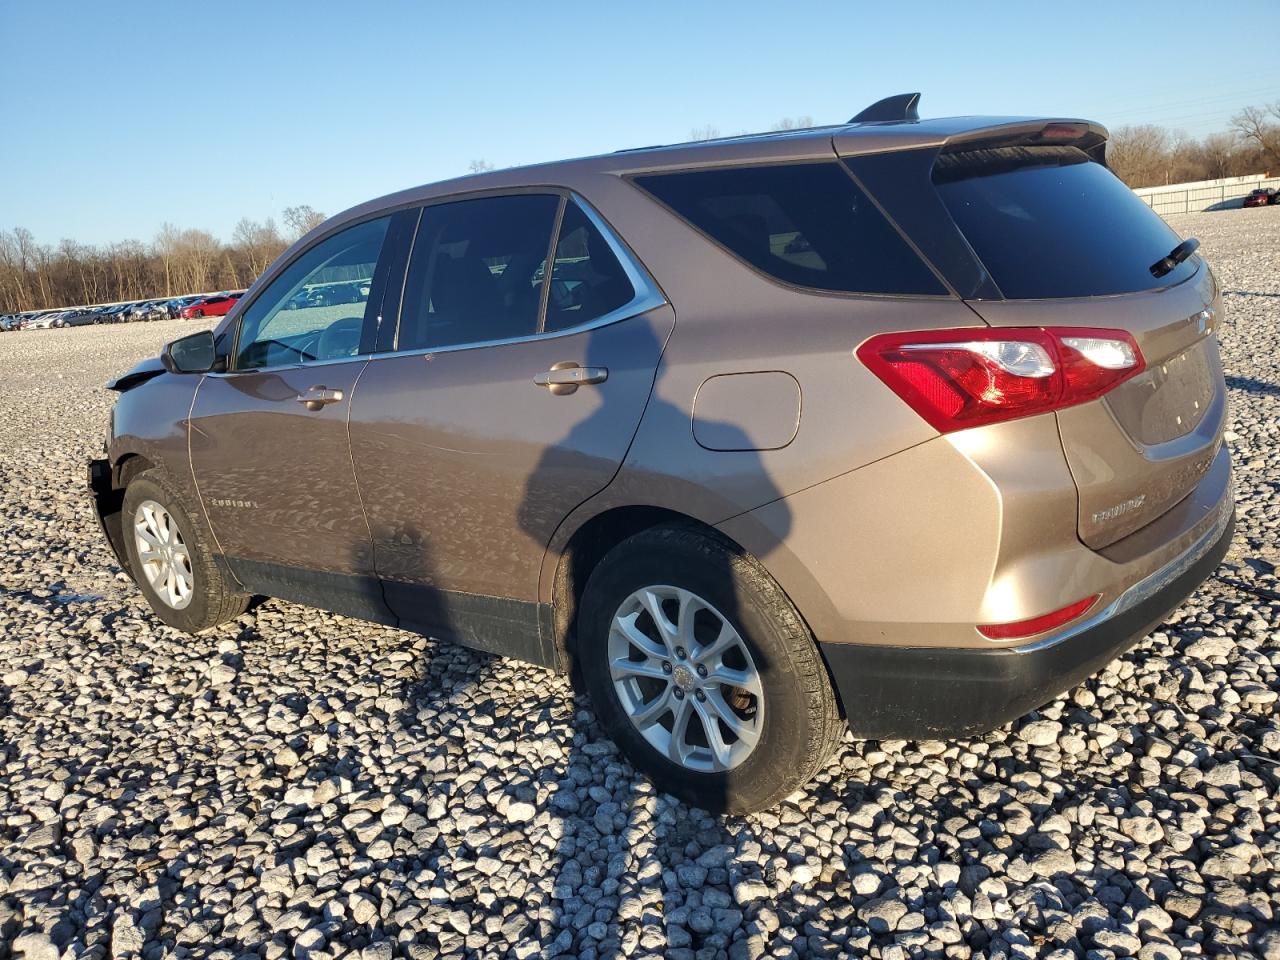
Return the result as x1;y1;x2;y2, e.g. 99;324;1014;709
848;92;921;124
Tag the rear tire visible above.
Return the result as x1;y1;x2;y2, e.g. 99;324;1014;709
122;470;249;633
578;523;845;813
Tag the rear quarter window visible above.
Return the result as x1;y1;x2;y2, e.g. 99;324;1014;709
632;162;947;296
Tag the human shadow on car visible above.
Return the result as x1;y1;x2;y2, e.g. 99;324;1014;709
515;322;796;958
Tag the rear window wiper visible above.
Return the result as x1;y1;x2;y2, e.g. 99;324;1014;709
1150;237;1199;278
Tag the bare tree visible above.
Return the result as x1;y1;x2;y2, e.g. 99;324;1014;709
1197;132;1240;180
174;229;221;293
770;116;815;131
1106;125;1173;187
233;217;286;281
283;205;326;240
1232;103;1280;168
0;230;33;310
689;124;720;142
468;159;495;174
153;223;182;297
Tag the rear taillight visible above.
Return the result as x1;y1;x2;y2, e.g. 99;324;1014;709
857;327;1144;433
978;594;1100;640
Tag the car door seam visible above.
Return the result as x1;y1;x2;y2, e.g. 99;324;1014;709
345;358;393;617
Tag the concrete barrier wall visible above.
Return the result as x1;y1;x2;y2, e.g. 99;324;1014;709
1135;174;1279;216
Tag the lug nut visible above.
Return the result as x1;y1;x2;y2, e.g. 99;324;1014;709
696;665;707;678
695;690;706;702
662;661;672;674
674;688;685;700
676;647;687;659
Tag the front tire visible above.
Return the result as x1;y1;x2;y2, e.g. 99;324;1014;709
122;470;249;633
578;524;845;813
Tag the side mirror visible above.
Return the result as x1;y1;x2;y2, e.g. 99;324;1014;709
162;330;217;374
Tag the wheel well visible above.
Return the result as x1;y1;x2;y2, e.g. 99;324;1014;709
114;453;154;490
551;506;734;676
93;454;155;576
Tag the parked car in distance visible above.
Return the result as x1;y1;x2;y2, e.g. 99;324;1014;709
181;293;241;319
1243;187;1277;208
62;309;100;327
90;94;1234;812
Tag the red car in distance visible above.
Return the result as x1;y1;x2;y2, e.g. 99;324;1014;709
1243;188;1277;208
181;293;243;319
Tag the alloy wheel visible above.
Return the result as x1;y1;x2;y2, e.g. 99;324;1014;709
133;499;194;609
608;585;764;772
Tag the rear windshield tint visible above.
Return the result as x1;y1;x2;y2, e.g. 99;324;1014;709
934;146;1197;298
632;163;946;296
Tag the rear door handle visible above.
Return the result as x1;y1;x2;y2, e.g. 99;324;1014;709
534;362;608;396
296;386;344;411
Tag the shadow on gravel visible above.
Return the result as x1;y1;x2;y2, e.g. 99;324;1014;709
1225;290;1280;298
797;636;1280;958
1225;374;1280;397
504;323;788;959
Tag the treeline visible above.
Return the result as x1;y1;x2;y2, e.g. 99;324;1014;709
1102;102;1280;188
0;205;325;313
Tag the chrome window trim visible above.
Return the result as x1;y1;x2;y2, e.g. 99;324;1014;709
210;193;667;376
368;192;667;363
1008;492;1234;654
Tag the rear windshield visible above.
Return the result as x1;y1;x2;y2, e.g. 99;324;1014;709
632;163;946;296
934;146;1197;298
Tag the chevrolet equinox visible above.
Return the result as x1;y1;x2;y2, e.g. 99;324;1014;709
89;94;1234;812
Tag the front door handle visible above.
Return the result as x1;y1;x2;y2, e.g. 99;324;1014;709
296;386;344;411
534;361;608;396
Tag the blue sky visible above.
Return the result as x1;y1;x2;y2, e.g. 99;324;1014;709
2;0;1278;246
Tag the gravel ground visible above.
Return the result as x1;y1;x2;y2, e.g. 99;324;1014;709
2;207;1279;960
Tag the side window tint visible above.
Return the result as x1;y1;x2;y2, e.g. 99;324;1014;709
543;202;636;333
632;163;946;296
235;217;390;370
397;194;560;351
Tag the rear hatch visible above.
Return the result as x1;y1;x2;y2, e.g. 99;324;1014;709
843;127;1226;549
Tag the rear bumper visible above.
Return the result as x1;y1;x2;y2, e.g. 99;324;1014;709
821;505;1234;740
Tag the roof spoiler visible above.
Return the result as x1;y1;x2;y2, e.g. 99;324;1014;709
849;92;921;124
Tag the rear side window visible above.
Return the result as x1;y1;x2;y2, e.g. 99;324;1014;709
632;162;946;296
543;201;635;333
934;146;1197;298
397;194;560;351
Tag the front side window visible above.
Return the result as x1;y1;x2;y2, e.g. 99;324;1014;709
397;194;560;351
632;163;946;296
234;216;390;370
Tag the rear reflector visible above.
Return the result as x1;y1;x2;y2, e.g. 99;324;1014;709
977;595;1100;640
857;326;1144;433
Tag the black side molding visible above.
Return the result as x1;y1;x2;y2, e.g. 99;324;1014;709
220;555;559;671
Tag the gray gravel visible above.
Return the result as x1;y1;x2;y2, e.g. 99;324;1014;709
3;207;1280;959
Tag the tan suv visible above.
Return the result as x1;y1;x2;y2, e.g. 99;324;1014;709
89;95;1233;812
